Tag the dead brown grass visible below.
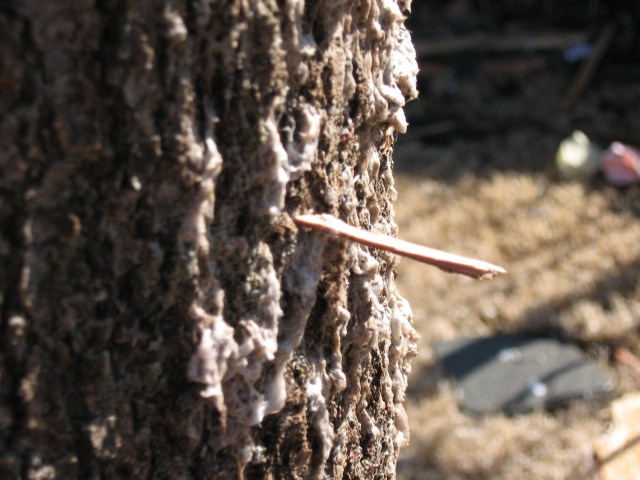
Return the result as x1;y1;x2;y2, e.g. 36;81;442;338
393;137;640;479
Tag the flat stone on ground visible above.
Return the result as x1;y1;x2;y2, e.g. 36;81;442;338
432;335;613;415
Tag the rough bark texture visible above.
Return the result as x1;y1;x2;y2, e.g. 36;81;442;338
0;1;418;478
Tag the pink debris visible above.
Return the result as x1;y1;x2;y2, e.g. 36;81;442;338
602;142;640;186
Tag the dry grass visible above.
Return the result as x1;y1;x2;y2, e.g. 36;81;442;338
393;137;640;479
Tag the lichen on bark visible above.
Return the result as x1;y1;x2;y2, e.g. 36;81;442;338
0;0;418;478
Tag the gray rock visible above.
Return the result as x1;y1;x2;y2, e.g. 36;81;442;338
433;335;613;415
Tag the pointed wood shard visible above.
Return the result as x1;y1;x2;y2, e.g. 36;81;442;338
293;213;506;280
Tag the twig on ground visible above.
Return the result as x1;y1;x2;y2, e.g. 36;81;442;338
293;213;506;280
414;31;587;57
564;22;616;107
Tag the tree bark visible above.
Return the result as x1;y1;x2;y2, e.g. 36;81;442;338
0;1;418;478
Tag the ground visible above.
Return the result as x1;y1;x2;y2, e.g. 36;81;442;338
394;2;640;478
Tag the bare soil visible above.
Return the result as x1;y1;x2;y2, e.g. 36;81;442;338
395;2;640;478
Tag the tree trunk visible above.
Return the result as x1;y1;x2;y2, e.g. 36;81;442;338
0;1;418;478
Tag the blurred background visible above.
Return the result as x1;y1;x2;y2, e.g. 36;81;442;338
394;1;640;478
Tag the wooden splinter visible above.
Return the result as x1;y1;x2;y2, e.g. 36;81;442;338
293;213;506;280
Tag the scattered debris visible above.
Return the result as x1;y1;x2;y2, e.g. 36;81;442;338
603;142;640;186
432;335;612;415
556;132;640;186
563;43;593;63
556;130;603;180
595;392;640;479
613;347;640;377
